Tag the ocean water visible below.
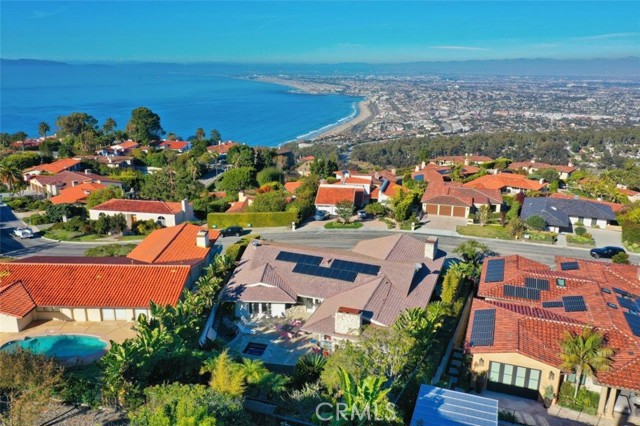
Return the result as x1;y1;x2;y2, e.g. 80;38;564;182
0;62;361;146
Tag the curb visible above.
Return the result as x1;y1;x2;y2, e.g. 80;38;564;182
39;236;141;245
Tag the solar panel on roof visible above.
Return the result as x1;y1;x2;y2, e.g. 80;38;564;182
292;263;357;282
414;174;424;182
380;180;390;192
562;296;587;312
613;287;631;297
485;259;505;283
617;296;639;312
525;277;550;291
276;251;323;265
623;312;640;337
560;261;579;271
542;301;564;308
503;285;540;300
470;309;496;347
331;259;381;276
602;288;612;294
607;302;618;309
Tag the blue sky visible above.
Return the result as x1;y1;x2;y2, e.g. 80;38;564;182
1;1;638;63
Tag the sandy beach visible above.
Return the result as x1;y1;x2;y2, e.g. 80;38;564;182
312;100;372;139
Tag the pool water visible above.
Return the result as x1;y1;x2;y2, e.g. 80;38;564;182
0;335;108;359
243;342;267;356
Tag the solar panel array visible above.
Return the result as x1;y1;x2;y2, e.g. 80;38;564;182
276;251;322;265
607;302;618;309
503;285;541;300
485;259;505;283
623;312;640;337
470;309;496;347
542;301;564;308
410;385;498;426
560;261;579;271
562;296;587;312
331;259;380;276
292;263;358;282
602;288;612;294
617;296;639;312
613;287;630;297
525;277;550;291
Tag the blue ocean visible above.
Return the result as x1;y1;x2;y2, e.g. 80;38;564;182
0;62;360;146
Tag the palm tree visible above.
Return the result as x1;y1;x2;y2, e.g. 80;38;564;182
240;358;269;386
336;367;396;425
0;164;23;195
200;350;245;398
38;121;50;139
559;328;613;398
393;304;446;348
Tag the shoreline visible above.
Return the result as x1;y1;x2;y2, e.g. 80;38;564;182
310;99;371;140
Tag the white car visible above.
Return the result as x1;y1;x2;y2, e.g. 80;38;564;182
13;227;34;239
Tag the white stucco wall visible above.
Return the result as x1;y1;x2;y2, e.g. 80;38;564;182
271;303;286;317
569;216;608;228
89;210;179;227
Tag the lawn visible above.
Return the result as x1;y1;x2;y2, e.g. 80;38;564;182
456;224;512;240
567;234;595;246
117;234;146;241
43;229;102;242
324;221;364;229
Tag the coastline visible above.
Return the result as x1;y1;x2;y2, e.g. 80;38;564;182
310;100;371;139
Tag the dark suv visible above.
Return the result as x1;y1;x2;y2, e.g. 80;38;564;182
221;226;244;237
589;246;626;259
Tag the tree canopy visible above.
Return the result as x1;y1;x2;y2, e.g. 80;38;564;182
126;107;164;143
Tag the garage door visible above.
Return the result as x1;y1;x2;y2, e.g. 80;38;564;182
439;205;452;216
425;204;438;215
452;206;466;217
487;361;541;400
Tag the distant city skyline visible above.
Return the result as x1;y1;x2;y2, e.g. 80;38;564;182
1;1;638;63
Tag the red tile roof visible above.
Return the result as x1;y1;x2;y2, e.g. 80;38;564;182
30;171;122;188
160;140;190;151
315;186;361;205
464;173;545;191
509;161;576;174
226;200;249;213
127;223;218;265
0;281;36;318
208;141;239;154
421;182;502;206
50;182;106;205
0;262;191;312
284;181;303;194
91;199;185;215
24;158;81;174
113;140;139;150
470;255;640;391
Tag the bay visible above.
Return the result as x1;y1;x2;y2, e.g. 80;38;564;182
0;62;360;146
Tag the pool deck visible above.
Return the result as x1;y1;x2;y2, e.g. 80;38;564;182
0;320;136;349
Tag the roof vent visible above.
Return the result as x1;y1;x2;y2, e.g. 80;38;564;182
415;263;422;271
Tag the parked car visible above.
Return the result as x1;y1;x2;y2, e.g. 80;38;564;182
13;227;34;239
590;246;626;259
357;210;372;220
314;210;330;221
221;226;244;237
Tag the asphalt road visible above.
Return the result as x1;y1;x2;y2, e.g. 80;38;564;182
2;204;639;267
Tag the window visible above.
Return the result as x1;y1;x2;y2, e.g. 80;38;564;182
590;218;597;227
567;373;586;385
528;370;541;390
489;362;501;381
157;216;166;226
488;361;542;390
515;366;527;387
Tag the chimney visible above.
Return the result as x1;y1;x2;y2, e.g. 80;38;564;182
84;169;91;175
181;199;194;220
637;266;640;281
196;229;210;248
335;307;362;336
530;159;535;164
421;161;426;168
539;178;545;184
568;161;574;168
71;180;78;187
415;165;420;172
391;168;396;175
464;157;470;166
424;237;438;260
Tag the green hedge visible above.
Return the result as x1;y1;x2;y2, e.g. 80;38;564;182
207;211;298;228
324;222;363;229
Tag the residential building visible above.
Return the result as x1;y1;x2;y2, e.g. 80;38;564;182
315;184;367;215
466;255;640;417
89;198;194;228
23;158;82;180
549;192;625;214
371;179;408;205
284;181;303;195
207;141;240;160
520;197;616;232
432;155;493;166
28;170;123;196
0;224;218;332
508;160;577;181
76;155;133;168
221;234;444;349
159;140;191;152
421;182;502;217
464;173;545;194
617;186;640;203
50;182;107;205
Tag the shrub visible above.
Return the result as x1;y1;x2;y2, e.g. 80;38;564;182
574;226;587;236
525;215;547;231
24;213;49;225
364;202;388;217
622;222;640;245
208;211;297;228
557;382;599;415
324;222;363;229
612;252;630;264
84;244;137;257
256;167;284;186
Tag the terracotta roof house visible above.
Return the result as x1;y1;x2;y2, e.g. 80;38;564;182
464;173;545;194
618;187;640;203
432;155;493;166
28;170;123;197
412;161;479;182
315;184;366;215
159;140;191;152
23;158;82;179
508;160;577;181
370;179;409;205
520;197;616;232
77;155;133;168
0;224;218;333
421;182;503;218
89;198;194;229
465;255;640;416
50;182;107;205
208;141;240;157
96;140;139;156
284;181;303;195
221;234;445;349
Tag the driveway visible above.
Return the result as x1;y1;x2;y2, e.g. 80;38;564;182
588;228;624;249
420;215;468;235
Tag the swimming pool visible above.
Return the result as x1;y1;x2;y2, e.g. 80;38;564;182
0;335;108;359
243;342;268;356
